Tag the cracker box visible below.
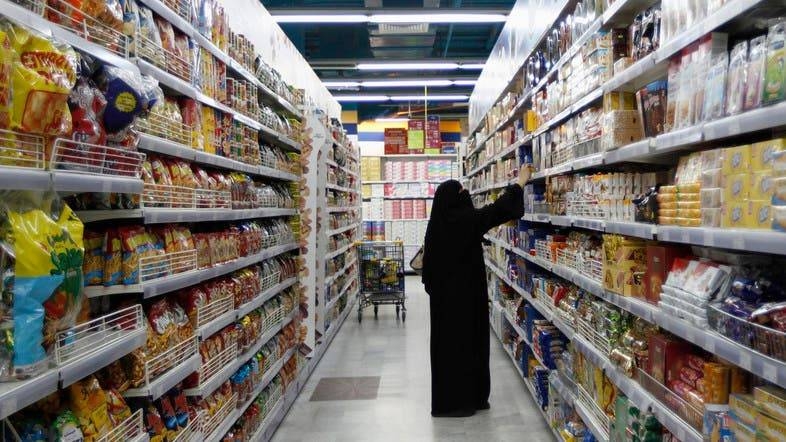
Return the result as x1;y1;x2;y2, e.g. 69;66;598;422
752;138;784;172
754;385;786;421
729;394;757;426
756;411;786;441
722;145;751;175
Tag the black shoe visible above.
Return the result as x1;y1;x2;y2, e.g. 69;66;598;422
476;401;490;410
431;408;476;418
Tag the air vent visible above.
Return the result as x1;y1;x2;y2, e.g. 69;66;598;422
377;23;430;34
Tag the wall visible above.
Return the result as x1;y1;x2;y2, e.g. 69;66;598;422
468;0;568;130
220;0;342;118
350;117;464;156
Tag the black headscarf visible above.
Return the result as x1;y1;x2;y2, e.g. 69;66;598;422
422;180;474;294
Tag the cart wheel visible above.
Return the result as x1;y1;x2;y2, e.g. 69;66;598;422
402;310;406;322
396;305;400;317
358;310;362;323
374;305;378;318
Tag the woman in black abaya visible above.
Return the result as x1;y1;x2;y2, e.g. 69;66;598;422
422;165;530;417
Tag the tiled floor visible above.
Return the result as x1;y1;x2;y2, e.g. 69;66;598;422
271;276;553;442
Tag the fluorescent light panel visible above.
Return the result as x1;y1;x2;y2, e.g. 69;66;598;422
334;95;389;102
322;79;477;88
273;13;507;24
357;62;460;71
333;95;469;102
375;118;410;122
390;95;468;101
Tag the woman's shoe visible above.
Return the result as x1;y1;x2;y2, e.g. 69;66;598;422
431;408;476;418
476;401;490;410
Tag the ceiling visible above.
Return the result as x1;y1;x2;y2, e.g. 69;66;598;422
261;0;515;121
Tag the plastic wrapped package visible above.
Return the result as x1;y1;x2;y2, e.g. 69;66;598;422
744;36;767;111
0;191;84;381
4;20;77;136
726;41;748;116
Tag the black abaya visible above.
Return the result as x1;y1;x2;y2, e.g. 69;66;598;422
422;181;525;416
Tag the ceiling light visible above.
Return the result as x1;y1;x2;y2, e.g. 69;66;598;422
357;62;459;71
334;95;390;102
272;13;508;24
375;118;410;123
452;80;478;86
273;14;368;23
458;64;485;70
362;79;454;87
369;14;507;23
322;81;361;88
389;95;468;101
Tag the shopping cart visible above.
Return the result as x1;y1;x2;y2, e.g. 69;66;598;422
357;240;406;323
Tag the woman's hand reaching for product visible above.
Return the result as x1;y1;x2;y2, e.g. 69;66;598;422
517;164;533;187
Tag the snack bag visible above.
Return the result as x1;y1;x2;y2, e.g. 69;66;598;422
83;230;104;285
105;388;132;426
0;27;11;130
97;65;143;133
0;192;83;381
67;78;107;172
67;376;111;441
50;409;84;442
5;22;77;136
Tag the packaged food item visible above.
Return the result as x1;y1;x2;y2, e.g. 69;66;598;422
756;411;786;441
726;41;748;115
0;192;85;380
764;20;786;105
96;65;144;133
105;388;132;426
6;22;77;135
83;230;104;286
755;385;786;421
744;36;767;110
68;376;111;440
50;410;84;442
703;52;728;121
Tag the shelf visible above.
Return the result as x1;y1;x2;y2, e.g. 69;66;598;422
327;278;355;313
381;154;458;159
326;159;360;178
326;206;358;213
77;207;296;224
125;353;202;399
0;371;59;420
520;213;786;254
327;223;360;237
470;178;515;195
84;243;298;298
488;256;701;442
326;183;358;194
364;218;428;222
237;277;298;319
362;180;444;184
365;195;434;200
325;242;354;260
466;137;526;178
325;258;358;286
1;0;139;75
137;133;298;181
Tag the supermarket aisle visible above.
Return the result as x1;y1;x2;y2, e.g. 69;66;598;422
272;276;553;442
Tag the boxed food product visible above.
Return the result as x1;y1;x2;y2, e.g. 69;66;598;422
723;146;751;175
701;208;722;227
723;174;749;203
755;386;786;421
750;201;772;229
756;411;786;441
722;201;750;228
752;138;784;172
729;394;757;426
636;80;668;137
647;334;692;384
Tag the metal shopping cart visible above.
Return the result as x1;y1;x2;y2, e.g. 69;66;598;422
357;240;406;323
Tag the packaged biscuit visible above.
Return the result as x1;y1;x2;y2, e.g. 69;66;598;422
763;21;786;105
744;36;767;110
729;394;757;426
754;385;786;421
726;41;748;115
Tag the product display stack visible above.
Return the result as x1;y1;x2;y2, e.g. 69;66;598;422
470;0;786;441
361;153;459;271
0;0;353;440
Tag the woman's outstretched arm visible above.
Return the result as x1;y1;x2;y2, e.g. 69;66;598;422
473;165;532;234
